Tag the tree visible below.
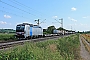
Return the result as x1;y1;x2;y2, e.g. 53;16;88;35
57;27;65;30
47;26;56;34
43;29;47;32
77;31;79;33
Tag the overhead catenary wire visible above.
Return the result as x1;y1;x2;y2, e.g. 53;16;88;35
55;19;61;23
9;0;50;17
13;0;48;17
0;0;48;25
39;19;46;24
0;0;38;17
0;9;31;20
10;0;35;11
9;0;25;8
0;5;24;15
14;0;36;10
9;0;48;18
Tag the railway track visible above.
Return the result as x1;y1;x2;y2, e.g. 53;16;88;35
0;35;67;50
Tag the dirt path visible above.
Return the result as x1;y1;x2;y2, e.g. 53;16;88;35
79;36;90;60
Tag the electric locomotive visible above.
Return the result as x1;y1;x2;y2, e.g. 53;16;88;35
16;23;43;39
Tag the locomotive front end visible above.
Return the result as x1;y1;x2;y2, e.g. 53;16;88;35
16;25;25;38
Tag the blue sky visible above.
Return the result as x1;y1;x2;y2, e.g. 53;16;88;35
0;0;90;32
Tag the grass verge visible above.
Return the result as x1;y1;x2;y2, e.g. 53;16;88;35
0;34;80;60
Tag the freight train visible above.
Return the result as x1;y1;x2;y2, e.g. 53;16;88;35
53;29;75;35
16;23;75;39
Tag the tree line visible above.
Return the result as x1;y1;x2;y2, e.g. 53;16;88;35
0;29;15;33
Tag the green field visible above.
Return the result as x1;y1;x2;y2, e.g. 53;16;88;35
0;34;80;60
0;33;17;42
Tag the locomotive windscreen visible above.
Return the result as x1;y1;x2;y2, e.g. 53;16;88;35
16;25;25;32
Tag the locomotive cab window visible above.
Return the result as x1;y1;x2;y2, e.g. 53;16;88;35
16;25;25;32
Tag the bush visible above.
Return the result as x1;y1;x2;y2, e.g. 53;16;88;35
57;34;80;60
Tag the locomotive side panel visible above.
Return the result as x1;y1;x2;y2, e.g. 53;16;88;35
24;25;30;38
30;27;32;37
32;26;43;37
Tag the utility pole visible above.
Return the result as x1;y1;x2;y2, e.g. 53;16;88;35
35;19;39;26
59;18;63;30
59;18;63;35
54;18;63;36
71;26;72;31
71;26;72;34
35;19;46;26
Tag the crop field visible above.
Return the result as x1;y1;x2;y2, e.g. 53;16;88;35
0;34;80;60
81;34;90;43
0;33;17;42
81;34;90;53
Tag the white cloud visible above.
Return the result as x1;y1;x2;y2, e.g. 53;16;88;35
0;21;7;24
82;17;87;18
4;15;11;18
68;17;77;22
0;21;12;25
80;23;88;26
71;19;77;22
69;23;77;26
82;16;89;18
71;7;77;11
52;16;58;18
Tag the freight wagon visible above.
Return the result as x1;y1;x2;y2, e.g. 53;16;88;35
53;30;63;35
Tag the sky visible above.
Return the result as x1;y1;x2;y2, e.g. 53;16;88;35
0;0;90;32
